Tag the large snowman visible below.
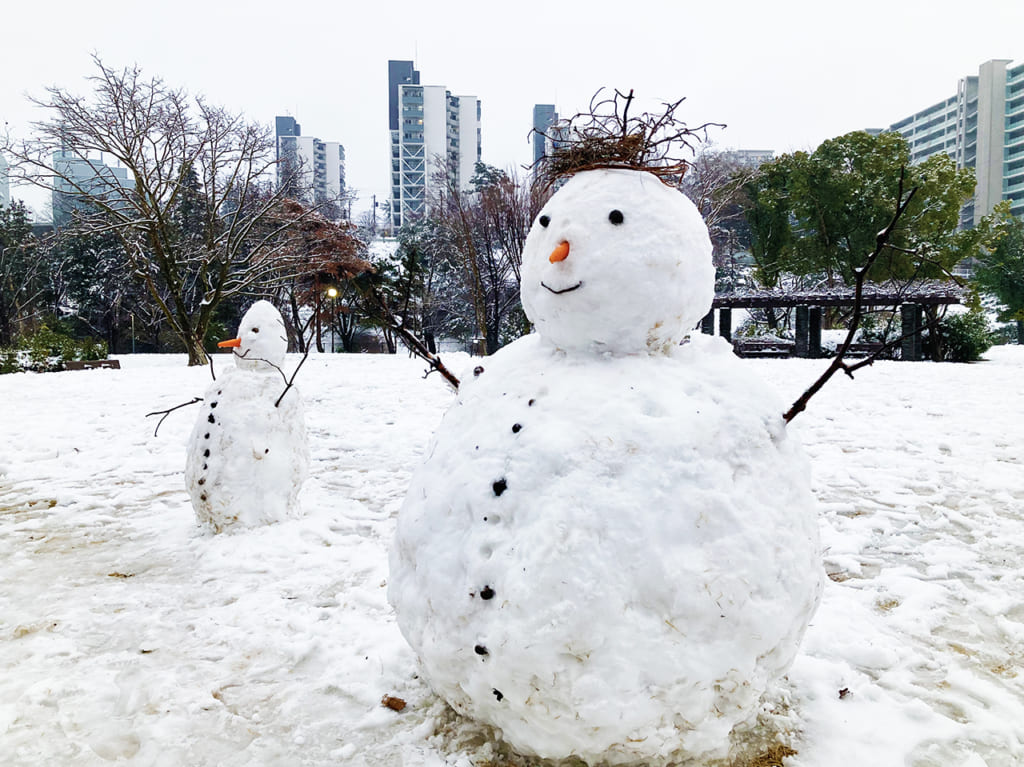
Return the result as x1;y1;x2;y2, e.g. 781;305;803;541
185;300;309;533
389;169;822;764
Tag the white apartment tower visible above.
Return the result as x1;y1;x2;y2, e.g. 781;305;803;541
388;60;481;230
275;116;346;211
887;58;1024;226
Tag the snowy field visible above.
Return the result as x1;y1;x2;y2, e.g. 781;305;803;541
1;346;1022;766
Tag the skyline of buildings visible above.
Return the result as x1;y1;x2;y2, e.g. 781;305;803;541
388;59;481;230
4;55;1022;239
885;58;1024;227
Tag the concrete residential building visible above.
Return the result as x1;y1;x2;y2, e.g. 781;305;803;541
887;58;1024;226
275;116;346;209
52;150;135;228
388;60;481;230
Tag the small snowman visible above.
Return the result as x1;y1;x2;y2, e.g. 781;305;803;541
185;300;309;533
389;168;822;763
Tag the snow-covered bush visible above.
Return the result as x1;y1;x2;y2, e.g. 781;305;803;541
931;310;993;362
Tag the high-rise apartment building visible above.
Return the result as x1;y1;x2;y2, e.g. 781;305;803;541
275;116;346;210
532;104;559;167
388;60;481;230
887;58;1024;226
51;150;135;228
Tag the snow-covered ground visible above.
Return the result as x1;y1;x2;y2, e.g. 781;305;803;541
1;346;1022;766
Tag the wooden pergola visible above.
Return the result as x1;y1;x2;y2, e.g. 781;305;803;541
701;281;965;360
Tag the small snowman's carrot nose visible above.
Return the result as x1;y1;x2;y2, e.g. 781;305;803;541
218;338;242;348
549;241;570;263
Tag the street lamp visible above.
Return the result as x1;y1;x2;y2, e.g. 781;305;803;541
326;287;338;353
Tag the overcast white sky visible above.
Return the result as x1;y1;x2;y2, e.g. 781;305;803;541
3;0;1023;221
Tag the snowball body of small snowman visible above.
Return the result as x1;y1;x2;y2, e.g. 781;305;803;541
389;169;822;764
185;300;309;533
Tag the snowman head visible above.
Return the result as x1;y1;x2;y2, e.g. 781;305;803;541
520;168;714;355
218;300;288;371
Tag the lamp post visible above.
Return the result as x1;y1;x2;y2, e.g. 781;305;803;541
326;287;338;353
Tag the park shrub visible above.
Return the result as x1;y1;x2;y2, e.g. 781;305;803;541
0;326;109;373
935;310;993;362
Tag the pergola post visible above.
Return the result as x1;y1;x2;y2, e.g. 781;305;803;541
795;306;809;357
901;304;923;361
718;308;732;343
808;306;822;358
700;311;714;335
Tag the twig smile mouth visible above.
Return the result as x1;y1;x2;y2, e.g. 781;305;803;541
541;281;583;295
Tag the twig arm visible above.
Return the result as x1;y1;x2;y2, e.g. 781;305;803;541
784;177;918;423
145;397;203;437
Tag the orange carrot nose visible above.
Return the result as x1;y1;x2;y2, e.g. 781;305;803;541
218;338;242;348
549;241;570;263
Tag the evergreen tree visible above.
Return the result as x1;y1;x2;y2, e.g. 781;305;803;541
0;201;43;346
742;131;978;286
973;206;1024;331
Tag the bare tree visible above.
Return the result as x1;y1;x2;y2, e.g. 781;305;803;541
2;56;324;365
265;199;372;353
677;147;759;269
427;160;548;353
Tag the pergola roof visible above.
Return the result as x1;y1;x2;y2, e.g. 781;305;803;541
711;281;964;309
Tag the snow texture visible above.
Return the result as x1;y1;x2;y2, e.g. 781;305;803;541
520;169;716;355
185;301;309;532
1;349;1024;766
390;169;821;763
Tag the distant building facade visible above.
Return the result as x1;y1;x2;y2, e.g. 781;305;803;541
722;149;775;167
388;59;481;230
52;150;135;228
886;58;1024;226
275;116;346;209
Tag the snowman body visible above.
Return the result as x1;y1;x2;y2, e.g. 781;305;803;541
185;301;309;533
389;170;822;763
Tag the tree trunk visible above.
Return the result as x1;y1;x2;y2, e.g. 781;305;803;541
184;332;209;366
288;292;306;353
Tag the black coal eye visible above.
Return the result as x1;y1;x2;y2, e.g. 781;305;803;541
539;215;550;228
252;327;260;333
609;209;624;225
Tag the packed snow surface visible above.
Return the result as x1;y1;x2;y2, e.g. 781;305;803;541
185;301;309;532
2;347;1024;766
390;333;822;763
